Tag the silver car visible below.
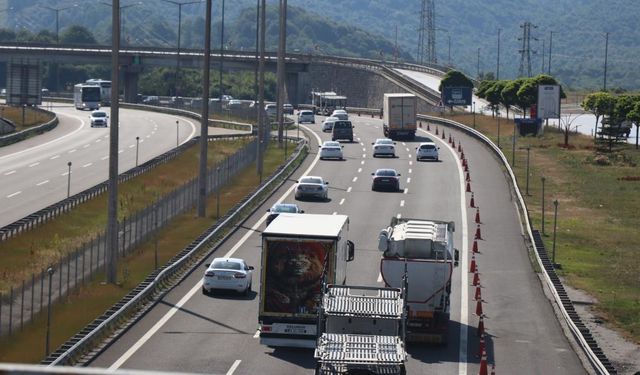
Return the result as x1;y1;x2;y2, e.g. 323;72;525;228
319;141;344;160
416;142;440;161
294;175;329;200
90;110;109;127
322;117;339;132
331;109;348;120
298;110;315;124
372;138;396;157
202;257;254;295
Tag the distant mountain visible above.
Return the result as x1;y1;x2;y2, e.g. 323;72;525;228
2;0;639;90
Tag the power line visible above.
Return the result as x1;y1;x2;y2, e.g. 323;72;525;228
518;21;538;77
417;0;436;64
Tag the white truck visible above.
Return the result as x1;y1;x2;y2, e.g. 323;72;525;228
314;284;407;375
383;93;417;140
259;213;355;348
378;217;459;343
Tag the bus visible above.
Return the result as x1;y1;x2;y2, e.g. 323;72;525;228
74;84;101;110
85;79;112;106
311;91;347;115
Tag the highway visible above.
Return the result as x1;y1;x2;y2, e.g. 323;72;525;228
88;113;587;374
0;103;246;228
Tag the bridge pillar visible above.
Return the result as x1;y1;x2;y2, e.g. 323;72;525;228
122;69;140;103
285;72;300;105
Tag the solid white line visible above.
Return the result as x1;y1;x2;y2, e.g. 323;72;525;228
110;124;325;369
347;187;352;193
50;155;60;160
7;191;21;198
226;360;241;375
83;163;93;168
400;200;405;207
4;170;16;176
68;149;77;153
339;198;345;205
352;177;358;182
28;162;40;167
36;180;49;186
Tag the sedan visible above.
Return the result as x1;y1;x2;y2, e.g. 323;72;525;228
295;176;329;201
319;141;344;160
416;142;440;161
266;203;304;226
372;138;396;157
331;109;348;120
90;110;109;127
298;110;315;124
283;103;294;114
202;257;254;295
371;169;401;191
322;117;339;132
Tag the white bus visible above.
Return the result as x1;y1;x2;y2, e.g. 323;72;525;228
74;84;101;110
85;79;112;106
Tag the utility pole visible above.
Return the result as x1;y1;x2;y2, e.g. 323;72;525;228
447;35;451;66
603;32;609;92
541;38;545;73
219;0;225;99
276;0;287;148
198;0;212;218
394;24;398;62
496;28;501;80
518;22;538;77
548;31;553;75
417;0;435;64
106;0;121;284
256;0;266;181
476;48;481;79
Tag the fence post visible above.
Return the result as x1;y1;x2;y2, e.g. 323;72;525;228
31;274;35;321
90;237;94;281
75;249;79;286
58;258;62;298
66;253;71;296
20;280;24;330
40;269;44;313
9;286;13;335
0;291;3;336
82;243;86;285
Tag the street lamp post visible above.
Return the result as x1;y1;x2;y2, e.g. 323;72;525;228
497;112;501;148
219;0;226;100
100;2;141;46
541;176;546;235
472;101;476;129
42;5;77;44
135;136;140;166
45;267;54;356
216;166;221;218
66;162;72;198
552;199;559;267
603;32;609;91
176;120;179;147
520;146;531;195
512;123;517;167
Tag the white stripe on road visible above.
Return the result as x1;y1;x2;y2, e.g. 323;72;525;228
4;170;16;176
118;150;124;154
400;200;405;207
406;178;411;184
408;160;413;165
403;188;408;194
61;172;70;176
101;156;109;161
357;168;362;173
377;272;383;283
50;155;60;160
129;144;135;148
347;187;352;193
83;163;93;168
83;144;90;148
332;212;337;215
68;149;77;153
7;191;21;198
226;360;241;375
361;160;365;165
362;153;366;158
95;139;102;143
36;180;49;186
253;330;260;338
352;177;358;182
28;162;40;167
339;198;345;205
396;213;401;219
408;168;412;174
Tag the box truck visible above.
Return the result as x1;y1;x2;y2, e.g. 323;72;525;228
383;93;417;139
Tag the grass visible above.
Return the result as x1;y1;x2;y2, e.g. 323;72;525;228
0;105;54;131
439;111;640;343
0;140;289;363
0;138;253;293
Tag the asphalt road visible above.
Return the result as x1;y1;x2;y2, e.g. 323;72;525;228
89;113;587;374
0;103;246;228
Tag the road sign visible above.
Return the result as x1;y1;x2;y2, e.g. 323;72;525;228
7;60;42;106
441;87;472;106
537;85;561;119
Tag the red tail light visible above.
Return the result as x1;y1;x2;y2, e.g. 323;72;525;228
234;272;246;279
261;325;272;332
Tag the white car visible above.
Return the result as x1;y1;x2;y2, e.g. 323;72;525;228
319;141;344;160
90;110;109;127
298;110;315;124
294;175;329;200
372;138;396;157
265;103;277;118
322;117;339;132
202;257;254;295
416;142;440;161
331;109;348;120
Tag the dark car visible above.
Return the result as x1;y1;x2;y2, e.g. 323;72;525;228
266;203;304;226
371;169;401;192
283;103;294;115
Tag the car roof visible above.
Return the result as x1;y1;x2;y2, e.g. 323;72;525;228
419;142;437;146
211;257;244;264
271;203;299;209
374;168;398;174
375;138;394;143
300;110;313;113
299;175;324;182
322;141;340;145
332;109;347;113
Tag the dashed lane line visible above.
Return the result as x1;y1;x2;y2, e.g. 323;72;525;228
339;198;345;205
352;177;358;182
36;180;49;186
407;177;411;184
7;191;21;198
83;163;93;168
68;149;77;154
403;188;408;194
50;155;60;160
28;162;40;167
347;187;352;193
226;360;241;375
400;200;405;207
4;170;16;176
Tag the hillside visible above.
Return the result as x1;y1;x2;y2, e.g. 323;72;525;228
1;0;639;90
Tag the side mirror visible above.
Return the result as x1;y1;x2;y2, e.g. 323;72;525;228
454;249;460;267
300;210;305;213
347;240;355;261
318;145;321;148
371;172;375;175
397;174;401;176
205;263;210;267
371;142;375;145
325;181;329;185
248;266;255;270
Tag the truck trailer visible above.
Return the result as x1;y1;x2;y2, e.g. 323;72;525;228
383;93;417;139
378;217;459;343
259;213;354;348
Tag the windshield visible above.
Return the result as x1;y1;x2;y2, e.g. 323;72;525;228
333;121;351;129
376;139;394;145
300;177;323;184
273;204;299;213
92;112;107;118
420;144;436;150
81;87;101;101
211;260;242;270
376;169;397;177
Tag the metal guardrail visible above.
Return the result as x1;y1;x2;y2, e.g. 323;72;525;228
0;109;58;147
44;138;308;366
417;114;614;375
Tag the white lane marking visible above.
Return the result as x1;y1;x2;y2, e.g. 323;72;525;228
28;162;40;167
396;213;401;219
83;144;90;148
362;147;366;152
400;200;405;207
362;153;366;158
146;135;151;138
407;177;411;184
339;198;345;205
61;172;70;176
104;135;108;138
361;160;365;165
129;144;135;148
253;330;260;338
332;212;337;215
50;155;60;160
111;124;324;369
406;148;410;152
118;150;124;154
139;139;144;143
409;168;412;174
357;168;362;173
7;191;22;198
36;180;49;186
226;360;241;375
4;170;16;176
347;187;352;193
408;160;413;166
408;154;412;158
68;149;77;153
352;177;358;182
101;156;109;161
360;142;364;146
377;272;383;283
403;188;408;194
95;139;102;143
83;163;93;168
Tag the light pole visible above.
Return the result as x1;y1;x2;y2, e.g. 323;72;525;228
603;32;609;91
100;2;141;46
552;199;559;267
219;0;226;100
42;5;77;44
476;47;481;79
497;113;501;148
472;101;476;129
45;267;54;356
520;146;531;195
162;0;203;96
512;122;517;167
496;28;501;80
447;35;451;66
135;136;140;166
541;176;546;235
176;120;179;147
216;166;221;218
66;162;72;198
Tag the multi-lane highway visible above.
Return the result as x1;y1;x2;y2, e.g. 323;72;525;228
0;103;248;228
88;113;587;374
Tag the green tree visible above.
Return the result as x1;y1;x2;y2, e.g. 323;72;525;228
60;25;97;45
501;78;525;119
627;101;640;149
581;92;615;139
438;70;474;91
485;80;508;117
0;28;17;42
475;80;495;99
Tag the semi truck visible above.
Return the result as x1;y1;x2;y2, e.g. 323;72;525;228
383;93;417;139
258;213;354;348
378;217;459;343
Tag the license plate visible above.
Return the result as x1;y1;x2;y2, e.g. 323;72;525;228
218;276;232;280
283;325;307;334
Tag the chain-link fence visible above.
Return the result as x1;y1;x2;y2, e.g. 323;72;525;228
0;137;258;337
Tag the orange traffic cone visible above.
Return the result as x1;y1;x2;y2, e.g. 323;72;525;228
458;143;462;152
477;334;486;357
464;162;469;172
466;181;472;192
472;270;480;286
469;254;477;273
461;151;466;160
427;123;431;131
477;315;485;336
452;139;456;148
475;208;481;224
478;350;488;375
466;171;471;182
475;224;482;240
472;239;479;253
470;193;476;208
448;134;452;143
442;130;446;140
474;284;482;300
475;298;483;316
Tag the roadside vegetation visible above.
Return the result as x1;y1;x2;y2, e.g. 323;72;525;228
440;110;640;344
0;105;54;131
0;139;289;363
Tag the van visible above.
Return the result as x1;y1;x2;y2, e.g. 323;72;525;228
332;120;354;142
265;104;277;118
